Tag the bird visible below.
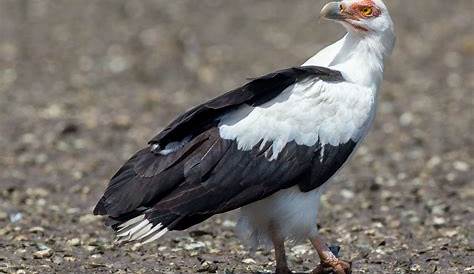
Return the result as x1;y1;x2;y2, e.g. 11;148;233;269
93;0;395;273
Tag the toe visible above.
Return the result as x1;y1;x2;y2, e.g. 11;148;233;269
312;259;352;274
333;260;352;274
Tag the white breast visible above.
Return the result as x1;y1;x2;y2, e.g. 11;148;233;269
218;78;376;160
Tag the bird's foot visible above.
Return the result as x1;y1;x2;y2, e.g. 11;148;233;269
311;259;351;274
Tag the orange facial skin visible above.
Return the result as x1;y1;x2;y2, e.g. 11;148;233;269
345;0;381;19
339;0;381;31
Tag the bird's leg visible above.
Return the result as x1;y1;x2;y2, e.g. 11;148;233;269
271;230;292;274
310;235;351;274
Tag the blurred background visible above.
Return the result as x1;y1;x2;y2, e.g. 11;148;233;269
0;0;472;273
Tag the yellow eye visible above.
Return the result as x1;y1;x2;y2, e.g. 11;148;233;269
361;7;373;16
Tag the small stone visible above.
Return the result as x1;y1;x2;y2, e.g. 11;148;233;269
340;189;355;199
64;256;76;262
433;217;446;227
9;212;22;223
399;112;414;126
291;244;311;255
14;235;28;241
184;242;206;250
409;264;421;272
88;262;107;268
67;238;81;246
158;246;167;252
241;258;256;264
29;226;45;233
464;266;474;272
453;161;469;172
196;260;218;273
52;256;63;264
84;246;97;252
441;229;458;238
33;249;53;259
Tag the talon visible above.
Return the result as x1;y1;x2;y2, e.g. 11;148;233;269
312;259;352;274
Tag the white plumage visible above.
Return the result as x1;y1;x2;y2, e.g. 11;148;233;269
94;1;396;272
230;25;394;247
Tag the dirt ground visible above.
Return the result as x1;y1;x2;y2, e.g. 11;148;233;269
0;0;473;273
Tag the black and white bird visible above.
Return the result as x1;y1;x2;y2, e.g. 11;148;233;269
94;0;395;273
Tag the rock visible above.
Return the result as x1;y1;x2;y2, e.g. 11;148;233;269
184;242;206;250
33;249;53;259
241;258;256;264
64;256;76;262
66;238;81;246
433;217;446;227
453;161;469;172
52;256;63;265
29;226;45;233
9;212;22;223
291;245;311;255
340;189;355;199
196;260;218;273
409;264;422;272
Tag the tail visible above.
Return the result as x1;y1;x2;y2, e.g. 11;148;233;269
92;147;182;245
114;213;169;244
98;208;184;245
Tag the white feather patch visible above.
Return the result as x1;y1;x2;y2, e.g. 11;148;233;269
140;228;169;244
218;80;375;161
117;214;145;229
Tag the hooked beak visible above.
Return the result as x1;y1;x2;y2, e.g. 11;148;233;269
320;2;346;21
320;1;368;31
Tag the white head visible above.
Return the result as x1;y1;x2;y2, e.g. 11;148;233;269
320;0;395;56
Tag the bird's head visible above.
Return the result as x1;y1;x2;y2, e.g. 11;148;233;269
320;0;394;38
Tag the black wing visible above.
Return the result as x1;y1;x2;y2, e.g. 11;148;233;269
93;66;350;235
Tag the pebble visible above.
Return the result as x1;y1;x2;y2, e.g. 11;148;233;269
33;249;53;259
196;260;218;273
67;238;81;246
184;242;206;250
52;256;63;264
241;258;256;264
9;212;23;223
29;226;45;233
453;161;469;172
291;245;311;255
433;217;446;227
410;264;422;272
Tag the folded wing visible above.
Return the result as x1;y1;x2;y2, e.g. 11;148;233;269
93;66;354;243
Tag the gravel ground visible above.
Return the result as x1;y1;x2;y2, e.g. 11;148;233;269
0;1;473;273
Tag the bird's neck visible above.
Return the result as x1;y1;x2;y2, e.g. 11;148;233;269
306;32;393;91
329;33;388;91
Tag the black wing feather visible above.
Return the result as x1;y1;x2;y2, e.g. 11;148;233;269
94;66;349;231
